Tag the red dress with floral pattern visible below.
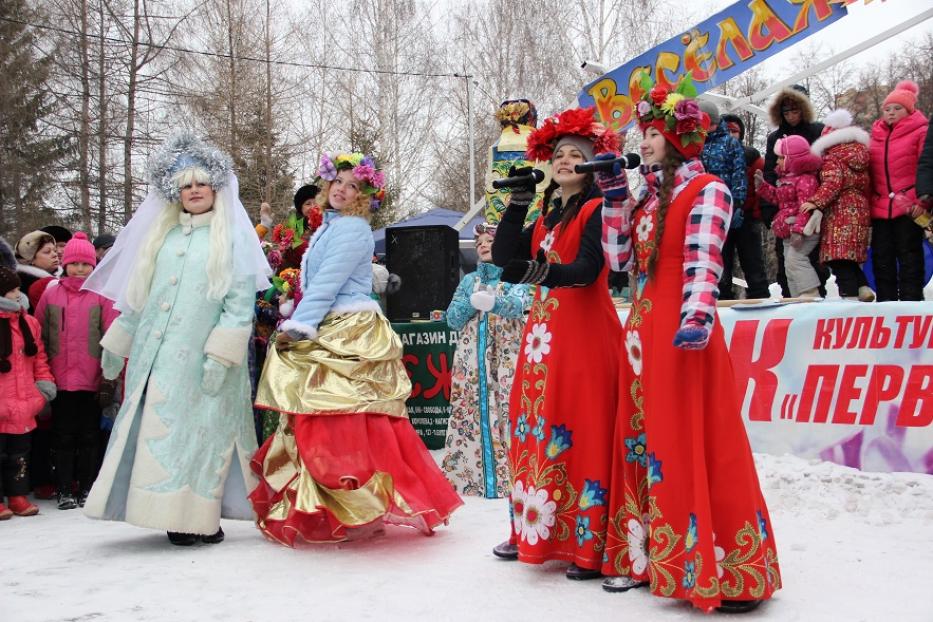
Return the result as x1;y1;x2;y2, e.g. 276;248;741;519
600;176;782;610
507;198;621;569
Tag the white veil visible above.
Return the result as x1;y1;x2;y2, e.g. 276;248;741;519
84;171;271;312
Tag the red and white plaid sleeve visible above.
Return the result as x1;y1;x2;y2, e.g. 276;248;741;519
680;180;732;331
601;194;637;272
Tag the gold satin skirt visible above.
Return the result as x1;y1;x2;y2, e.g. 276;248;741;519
255;311;411;418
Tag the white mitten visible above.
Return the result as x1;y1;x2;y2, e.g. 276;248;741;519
803;210;823;236
469;290;496;312
278;297;294;318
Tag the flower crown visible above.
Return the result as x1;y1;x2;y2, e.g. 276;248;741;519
635;72;708;152
525;107;619;162
316;152;386;212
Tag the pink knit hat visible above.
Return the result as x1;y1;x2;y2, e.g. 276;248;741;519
61;232;97;267
775;135;822;175
883;80;918;114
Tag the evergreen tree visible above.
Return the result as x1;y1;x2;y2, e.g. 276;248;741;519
0;0;70;236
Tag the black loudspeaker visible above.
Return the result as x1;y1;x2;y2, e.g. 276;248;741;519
386;225;460;322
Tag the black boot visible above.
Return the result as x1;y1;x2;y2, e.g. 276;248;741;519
492;540;518;560
602;576;648;593
201;527;224;544
565;563;601;580
167;532;198;546
716;600;762;614
57;493;78;511
77;490;90;508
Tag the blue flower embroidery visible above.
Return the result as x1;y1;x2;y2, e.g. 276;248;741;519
682;560;696;589
531;416;546;442
579;479;608;511
646;452;664;488
575;515;594;547
684;513;698;552
514;413;529;443
636;272;647;298
624;433;648;467
545;424;573;460
757;510;769;541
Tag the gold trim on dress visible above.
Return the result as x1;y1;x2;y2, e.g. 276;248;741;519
255;311;411;418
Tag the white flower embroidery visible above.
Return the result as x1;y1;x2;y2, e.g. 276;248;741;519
511;480;527;536
714;533;726;579
540;230;556;254
520;485;557;545
624;330;643;376
627;517;649;575
524;323;552;364
635;214;654;242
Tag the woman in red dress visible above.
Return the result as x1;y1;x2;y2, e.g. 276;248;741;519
597;78;781;613
491;108;621;580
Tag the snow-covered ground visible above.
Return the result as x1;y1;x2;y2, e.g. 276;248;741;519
4;453;932;622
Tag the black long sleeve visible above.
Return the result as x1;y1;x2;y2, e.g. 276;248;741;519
492;199;534;266
541;205;605;288
917;124;933;199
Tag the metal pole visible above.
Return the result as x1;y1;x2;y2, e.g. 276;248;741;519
466;74;476;209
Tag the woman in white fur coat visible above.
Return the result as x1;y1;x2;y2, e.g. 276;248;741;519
82;133;271;546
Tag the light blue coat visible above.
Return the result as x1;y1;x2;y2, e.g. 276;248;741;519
280;211;380;338
85;212;259;534
446;262;529;329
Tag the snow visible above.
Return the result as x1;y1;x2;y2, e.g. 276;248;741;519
4;453;933;622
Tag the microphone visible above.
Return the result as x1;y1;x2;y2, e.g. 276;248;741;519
492;168;545;190
575;153;641;173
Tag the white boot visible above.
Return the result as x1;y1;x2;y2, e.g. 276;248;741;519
858;286;876;302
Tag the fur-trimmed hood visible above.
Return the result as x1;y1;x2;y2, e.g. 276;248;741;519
811;109;870;158
768;87;817;127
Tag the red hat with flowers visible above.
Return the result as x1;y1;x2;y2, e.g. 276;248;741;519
635;71;710;159
525;107;619;162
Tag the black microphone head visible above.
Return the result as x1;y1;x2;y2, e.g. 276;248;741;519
531;169;545;183
623;153;641;169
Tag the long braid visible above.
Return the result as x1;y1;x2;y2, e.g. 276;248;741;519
646;152;686;280
539;180;559;220
0;317;11;373
559;174;596;229
19;313;37;356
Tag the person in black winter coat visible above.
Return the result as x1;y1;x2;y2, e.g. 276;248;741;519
917;120;933;208
764;85;828;296
708;110;769;299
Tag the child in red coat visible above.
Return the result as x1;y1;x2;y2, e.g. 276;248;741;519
868;80;930;301
35;233;118;510
0;266;56;520
801;109;874;301
755;135;823;297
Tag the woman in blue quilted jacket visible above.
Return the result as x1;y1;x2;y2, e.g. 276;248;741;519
249;152;462;546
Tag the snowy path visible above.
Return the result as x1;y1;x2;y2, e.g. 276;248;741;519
3;454;932;622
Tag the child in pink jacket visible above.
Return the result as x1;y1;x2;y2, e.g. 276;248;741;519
0;266;56;520
868;80;930;301
755;134;823;297
34;233;118;510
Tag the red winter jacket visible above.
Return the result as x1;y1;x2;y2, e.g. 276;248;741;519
34;276;118;392
744;156;764;220
869;110;929;220
757;172;820;240
0;304;54;434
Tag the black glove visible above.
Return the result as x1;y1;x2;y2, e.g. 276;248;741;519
505;165;537;207
501;249;550;285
